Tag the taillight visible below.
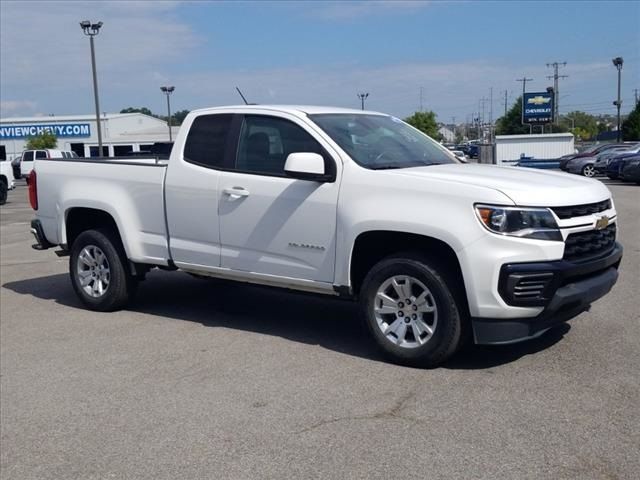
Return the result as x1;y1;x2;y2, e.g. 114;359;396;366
28;170;38;210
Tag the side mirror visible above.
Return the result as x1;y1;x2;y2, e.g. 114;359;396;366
284;152;328;181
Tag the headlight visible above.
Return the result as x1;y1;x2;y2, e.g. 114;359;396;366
475;204;562;241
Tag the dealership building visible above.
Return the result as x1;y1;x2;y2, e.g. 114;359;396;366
0;113;178;160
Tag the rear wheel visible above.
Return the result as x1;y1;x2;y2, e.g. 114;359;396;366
582;164;596;177
70;229;137;311
360;254;463;367
0;180;7;205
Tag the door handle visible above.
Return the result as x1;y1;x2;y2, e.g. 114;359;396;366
223;187;250;198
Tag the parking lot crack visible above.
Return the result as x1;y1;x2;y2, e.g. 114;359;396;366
294;389;418;434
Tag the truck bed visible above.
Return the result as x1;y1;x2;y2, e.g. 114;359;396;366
35;157;171;265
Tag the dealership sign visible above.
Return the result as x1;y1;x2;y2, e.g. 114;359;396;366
523;92;554;124
0;123;91;139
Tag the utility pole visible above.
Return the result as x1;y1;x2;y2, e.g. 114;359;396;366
516;77;533;126
451;116;456;142
357;92;369;110
634;88;639;106
489;87;493;143
479;97;488;141
420;87;424;112
546;62;568;123
503;90;508;117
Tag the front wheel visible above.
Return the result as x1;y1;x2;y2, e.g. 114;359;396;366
70;229;137;311
360;254;464;367
582;164;596;177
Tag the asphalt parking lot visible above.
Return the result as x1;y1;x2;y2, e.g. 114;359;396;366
1;179;639;480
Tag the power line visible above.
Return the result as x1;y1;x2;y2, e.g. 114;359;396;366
546;61;568;122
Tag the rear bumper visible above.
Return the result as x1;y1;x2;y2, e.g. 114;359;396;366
30;219;54;250
472;242;622;345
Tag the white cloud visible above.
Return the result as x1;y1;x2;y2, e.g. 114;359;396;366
310;1;430;20
0;0;199;112
0;100;38;117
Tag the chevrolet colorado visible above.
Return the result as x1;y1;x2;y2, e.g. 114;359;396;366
29;106;622;366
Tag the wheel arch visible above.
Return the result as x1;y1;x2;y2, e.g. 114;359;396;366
349;230;467;298
64;207;130;258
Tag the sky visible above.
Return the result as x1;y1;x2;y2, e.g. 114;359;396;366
1;0;639;123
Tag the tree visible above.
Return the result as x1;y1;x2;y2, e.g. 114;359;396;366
120;107;154;116
171;109;190;126
25;131;57;149
622;102;640;141
562;111;598;140
495;96;531;135
404;111;442;140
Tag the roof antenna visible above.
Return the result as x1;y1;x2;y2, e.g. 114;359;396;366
235;87;249;105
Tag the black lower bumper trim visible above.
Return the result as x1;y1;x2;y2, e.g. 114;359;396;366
30;219;54;250
473;265;619;345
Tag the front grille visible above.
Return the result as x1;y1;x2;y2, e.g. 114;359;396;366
563;224;616;262
551;199;611;219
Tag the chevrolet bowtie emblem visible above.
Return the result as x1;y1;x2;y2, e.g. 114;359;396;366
595;216;610;230
527;96;551;105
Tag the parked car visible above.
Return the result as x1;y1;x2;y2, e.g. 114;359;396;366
558;154;578;171
606;152;640;179
17;149;78;178
449;150;468;162
560;143;634;171
11;155;22;180
594;144;640;173
28;105;622;367
619;155;640;184
565;156;598;177
0;159;16;205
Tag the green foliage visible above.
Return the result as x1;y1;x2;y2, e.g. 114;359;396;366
171;109;190;126
404;111;442;140
562;111;598;140
25;131;57;149
622;102;640;141
120;107;154;116
495;96;531;135
119;107;190;126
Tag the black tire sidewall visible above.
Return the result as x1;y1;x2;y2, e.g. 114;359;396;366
0;181;7;205
69;229;133;311
360;256;462;367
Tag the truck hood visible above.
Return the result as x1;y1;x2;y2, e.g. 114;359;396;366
392;163;610;206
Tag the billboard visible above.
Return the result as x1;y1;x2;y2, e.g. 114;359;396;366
522;92;554;124
0;123;91;139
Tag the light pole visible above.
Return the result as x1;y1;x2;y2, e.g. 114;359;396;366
80;20;104;156
160;86;175;141
612;57;623;143
357;92;369;110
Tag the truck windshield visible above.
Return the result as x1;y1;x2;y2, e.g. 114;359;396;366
309;114;458;169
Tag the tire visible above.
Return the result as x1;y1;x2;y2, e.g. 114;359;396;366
69;228;137;311
581;164;596;177
360;253;464;367
0;180;7;205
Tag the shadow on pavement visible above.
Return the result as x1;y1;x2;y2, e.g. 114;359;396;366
3;270;569;370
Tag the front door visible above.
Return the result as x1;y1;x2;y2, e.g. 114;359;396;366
218;114;340;283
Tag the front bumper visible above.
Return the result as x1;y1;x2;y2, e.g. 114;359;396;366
472;242;622;345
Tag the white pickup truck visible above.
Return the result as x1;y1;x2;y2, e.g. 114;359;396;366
0;160;16;205
29;105;622;366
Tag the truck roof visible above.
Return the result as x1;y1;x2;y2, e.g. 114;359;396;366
190;105;386;116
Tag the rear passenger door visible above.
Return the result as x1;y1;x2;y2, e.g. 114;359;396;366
218;113;340;283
